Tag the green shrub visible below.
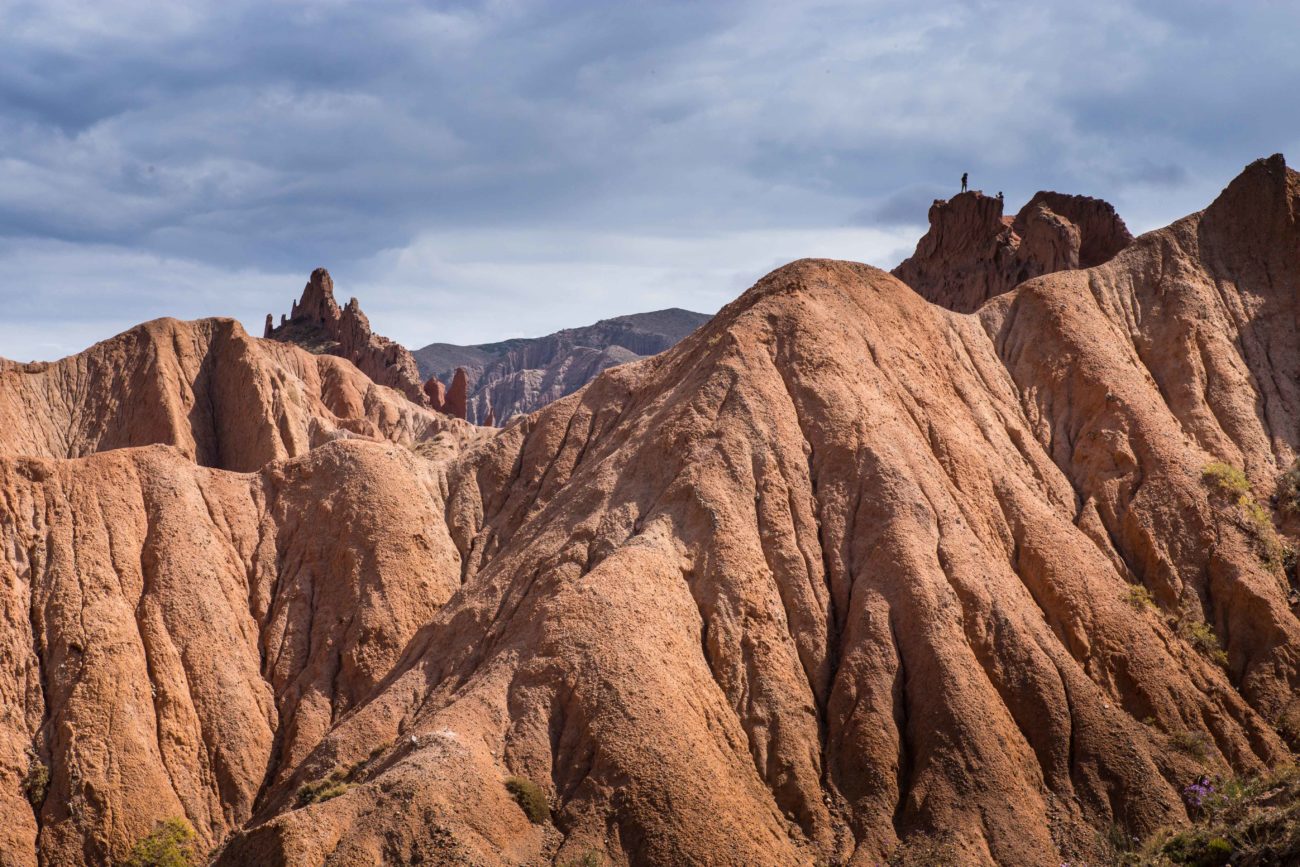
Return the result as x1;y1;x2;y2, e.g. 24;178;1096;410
1179;618;1229;668
560;851;603;867
1203;462;1252;499
1124;584;1157;610
124;817;199;867
296;767;351;807
504;776;549;824
21;755;49;807
1203;461;1290;570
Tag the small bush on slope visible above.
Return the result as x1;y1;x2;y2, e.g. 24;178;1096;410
296;767;351;807
1178;618;1230;668
1202;462;1291;572
124;817;199;867
504;776;549;824
1278;460;1300;516
1126;584;1157;610
21;753;48;807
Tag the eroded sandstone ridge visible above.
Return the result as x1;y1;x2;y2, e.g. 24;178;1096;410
0;156;1297;866
265;268;430;407
892;187;1133;312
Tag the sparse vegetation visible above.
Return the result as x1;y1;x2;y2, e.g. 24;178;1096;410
296;767;351;807
1169;730;1212;760
124;817;200;867
1126;584;1157;610
1278;459;1300;516
1178;618;1229;668
1125;765;1300;865
1202;461;1291;571
559;851;603;867
21;753;49;808
504;776;549;824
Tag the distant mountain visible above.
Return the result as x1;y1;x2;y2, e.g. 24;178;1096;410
414;308;711;425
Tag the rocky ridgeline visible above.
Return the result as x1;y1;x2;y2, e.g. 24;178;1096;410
892;188;1133;312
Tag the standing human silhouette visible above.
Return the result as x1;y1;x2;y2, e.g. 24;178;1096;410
961;172;968;193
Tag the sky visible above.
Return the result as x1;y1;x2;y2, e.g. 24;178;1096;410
1;0;1298;361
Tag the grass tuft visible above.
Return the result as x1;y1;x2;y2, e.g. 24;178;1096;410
504;776;549;824
124;817;199;867
1125;584;1157;610
296;767;351;808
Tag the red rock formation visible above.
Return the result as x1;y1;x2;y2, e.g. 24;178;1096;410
482;407;495;427
0;156;1297;867
0;317;477;472
444;367;468;420
892;189;1133;312
266;268;430;407
423;375;447;411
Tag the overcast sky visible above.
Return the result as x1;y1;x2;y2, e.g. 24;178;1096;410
1;0;1298;360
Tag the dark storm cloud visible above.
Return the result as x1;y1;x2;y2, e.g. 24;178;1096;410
1;0;1298;360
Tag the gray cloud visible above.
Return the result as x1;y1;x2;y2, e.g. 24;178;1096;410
1;0;1298;360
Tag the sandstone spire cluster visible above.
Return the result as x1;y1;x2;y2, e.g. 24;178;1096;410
0;157;1297;866
264;268;430;407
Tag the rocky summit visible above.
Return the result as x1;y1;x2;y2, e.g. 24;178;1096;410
0;156;1298;866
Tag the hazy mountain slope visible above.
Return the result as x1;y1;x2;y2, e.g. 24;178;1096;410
414;308;711;425
0;157;1296;867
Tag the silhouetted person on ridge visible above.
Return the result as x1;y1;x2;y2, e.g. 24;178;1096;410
961;172;968;193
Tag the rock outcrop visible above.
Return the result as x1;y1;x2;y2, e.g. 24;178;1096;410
265;269;430;407
443;367;469;421
414;308;711;425
892;188;1132;312
423;375;447;412
0;317;474;472
0;157;1297;867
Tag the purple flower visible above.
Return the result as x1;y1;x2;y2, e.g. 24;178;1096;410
1183;777;1214;809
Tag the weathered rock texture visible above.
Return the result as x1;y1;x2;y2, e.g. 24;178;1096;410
892;188;1133;312
0;156;1298;867
266;269;430;407
0;317;473;473
414;309;710;425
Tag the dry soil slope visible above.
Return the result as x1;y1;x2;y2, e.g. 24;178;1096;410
219;157;1298;866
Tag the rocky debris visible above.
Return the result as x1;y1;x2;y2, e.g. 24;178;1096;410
892;188;1133;312
413;308;711;425
265;268;430;407
0;157;1297;867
